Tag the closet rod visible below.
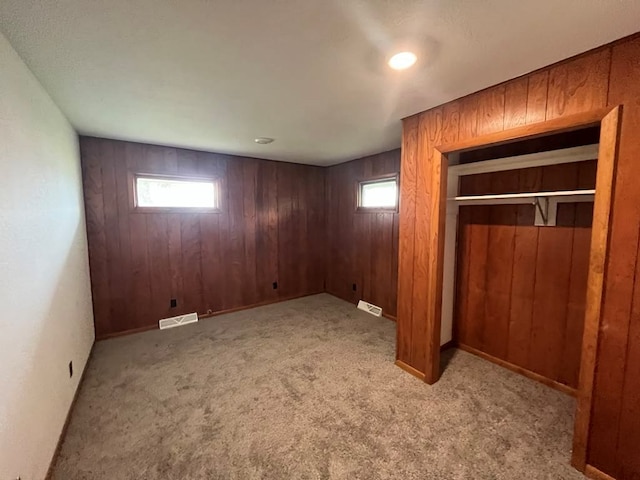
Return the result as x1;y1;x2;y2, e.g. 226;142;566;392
450;189;595;226
451;189;595;203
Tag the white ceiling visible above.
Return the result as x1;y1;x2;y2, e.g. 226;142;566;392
1;1;639;166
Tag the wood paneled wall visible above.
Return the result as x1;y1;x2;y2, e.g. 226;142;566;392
455;161;596;391
398;34;640;479
81;137;325;338
325;150;400;318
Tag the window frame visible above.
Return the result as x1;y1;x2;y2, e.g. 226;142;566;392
356;174;399;213
130;172;222;213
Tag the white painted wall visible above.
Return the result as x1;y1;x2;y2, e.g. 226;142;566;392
0;31;94;479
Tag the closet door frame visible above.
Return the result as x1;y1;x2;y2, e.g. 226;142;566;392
425;106;622;473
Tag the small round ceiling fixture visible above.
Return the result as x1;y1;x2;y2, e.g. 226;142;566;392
388;51;417;70
254;137;275;145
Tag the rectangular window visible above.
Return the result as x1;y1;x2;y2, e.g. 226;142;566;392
134;175;220;210
358;177;398;210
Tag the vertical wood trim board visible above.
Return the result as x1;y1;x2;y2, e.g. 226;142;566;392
397;118;419;363
424;150;447;383
81;138;325;338
572;107;621;470
398;33;640;480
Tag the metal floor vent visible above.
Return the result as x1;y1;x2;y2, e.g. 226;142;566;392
357;300;383;317
159;312;199;330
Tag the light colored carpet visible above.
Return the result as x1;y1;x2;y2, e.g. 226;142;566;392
52;294;584;479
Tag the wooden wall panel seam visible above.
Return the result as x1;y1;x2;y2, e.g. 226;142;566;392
576;105;626;473
612;221;640;470
397;120;420;363
83;138;327;337
325;149;400;318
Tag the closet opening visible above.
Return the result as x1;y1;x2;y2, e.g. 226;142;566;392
421;107;622;472
442;127;601;396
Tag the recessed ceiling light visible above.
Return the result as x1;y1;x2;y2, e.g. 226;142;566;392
254;137;274;144
388;51;417;70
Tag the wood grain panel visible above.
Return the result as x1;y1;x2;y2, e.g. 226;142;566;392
587;38;640;478
526;71;549;123
424;144;447;383
477;86;506;136
325;149;400;318
441;101;461;145
411;109;443;374
80;139;111;331
529;164;579;381
409;112;434;370
125;143;156;331
82;137;325;337
241;160;259;306
309;166;326;295
255;161;279;302
397;117;419;362
197;153;223;312
99;141;124;326
401;32;640;480
560;162;596;387
504;77;529;128
458;95;479;140
146;213;172;320
483;187;517;360
180;213;204;313
455;162;594;389
113;141;134;326
454;207;472;345
572;107;623;472
458;174;490;351
507;168;541;367
546;49;611;120
457;343;577;397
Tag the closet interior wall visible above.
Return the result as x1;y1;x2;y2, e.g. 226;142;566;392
455;160;597;391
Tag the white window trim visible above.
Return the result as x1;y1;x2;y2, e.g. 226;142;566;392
356;175;399;212
130;172;222;213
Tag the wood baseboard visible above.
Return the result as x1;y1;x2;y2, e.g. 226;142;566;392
45;343;95;480
440;340;456;351
96;291;324;340
382;313;397;322
457;343;577;397
97;324;157;340
394;342;456;381
323;292;398;322
395;359;426;381
199;291;323;320
585;465;617;480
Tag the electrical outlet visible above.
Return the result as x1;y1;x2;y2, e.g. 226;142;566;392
69;361;73;378
170;298;177;308
273;281;278;290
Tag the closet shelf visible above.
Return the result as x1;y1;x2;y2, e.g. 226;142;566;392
449;189;595;227
450;189;595;203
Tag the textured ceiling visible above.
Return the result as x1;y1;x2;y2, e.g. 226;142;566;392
1;1;639;165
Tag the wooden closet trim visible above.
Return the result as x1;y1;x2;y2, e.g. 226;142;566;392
435;106;613;153
422;106;622;473
572;106;622;471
